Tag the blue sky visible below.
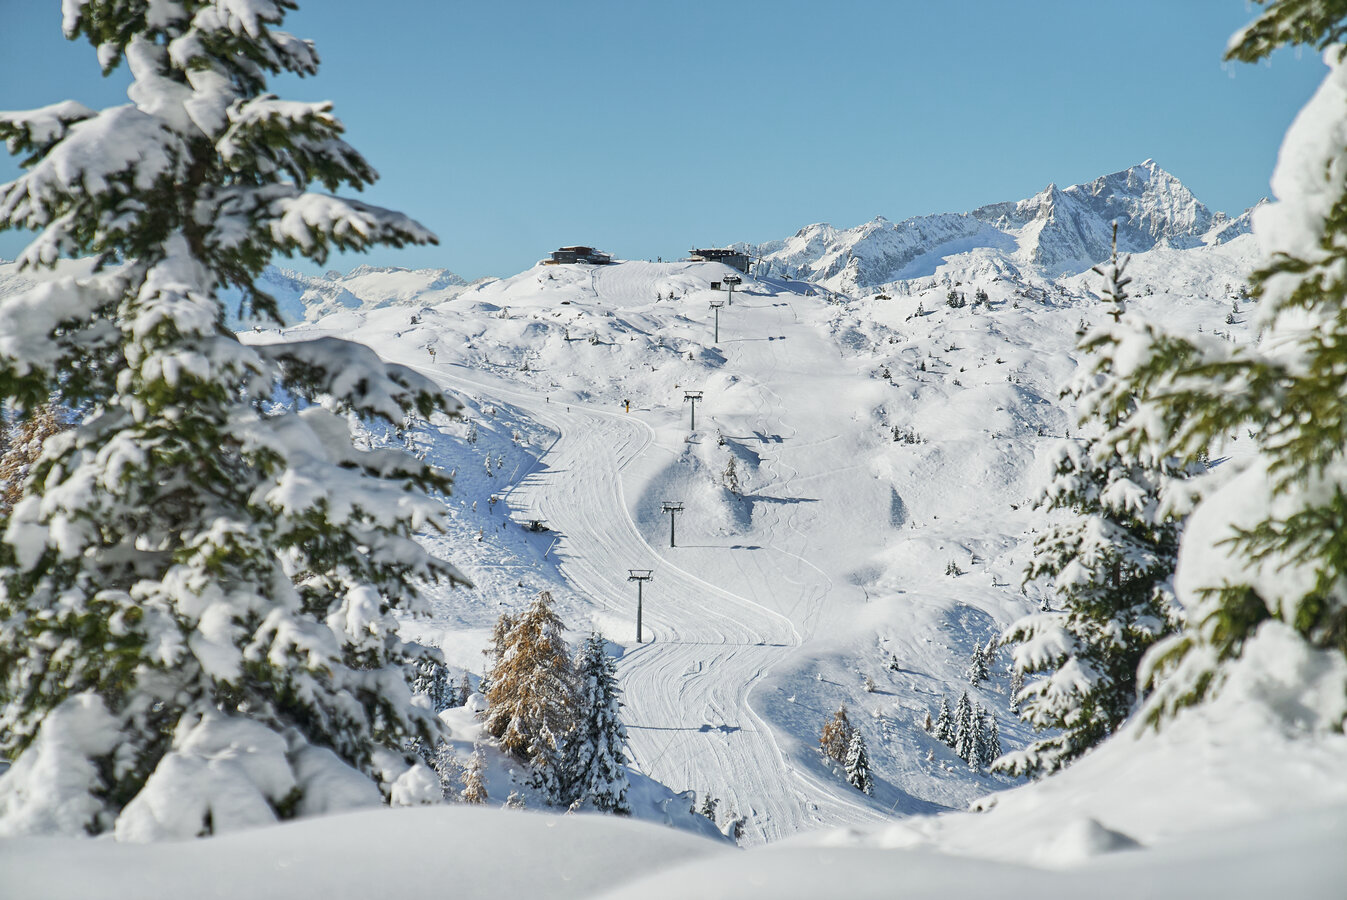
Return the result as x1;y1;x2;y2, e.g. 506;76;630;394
0;1;1329;279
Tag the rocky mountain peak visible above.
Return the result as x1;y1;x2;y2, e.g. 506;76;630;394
749;162;1253;291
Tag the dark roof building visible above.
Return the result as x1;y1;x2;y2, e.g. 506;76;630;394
688;248;750;274
545;245;613;266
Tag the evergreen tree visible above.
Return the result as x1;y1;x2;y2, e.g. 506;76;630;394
843;728;874;795
965;642;990;686
820;704;855;762
411;653;455;713
999;231;1187;777
953;692;975;761
723;811;746;842
1082;1;1347;729
922;709;934;734
561;632;631;814
484;591;576;761
427;742;462;801
1008;668;1025;714
526;723;566;805
933;695;953;744
445;675;460;708
966;708;985;769
0;2;464;836
461;746;488;805
723;457;741;495
983;711;1002;767
698;792;718;822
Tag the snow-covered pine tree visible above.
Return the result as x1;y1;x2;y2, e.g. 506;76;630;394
445;675;460;708
933;695;953;744
723;811;746;843
982;711;1002;767
922;709;934;733
461;746;488;805
1008;667;1024;714
820;704;855;762
428;742;462;801
1077;1;1347;730
953;692;975;761
484;591;576;761
965;642;990;686
699;793;718;822
526;723;566;806
723;456;741;495
843;728;874;795
998;229;1187;777
561;632;630;814
411;653;455;713
966;708;985;769
0;1;466;838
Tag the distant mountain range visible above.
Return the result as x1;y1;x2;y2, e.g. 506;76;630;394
1;160;1260;324
740;160;1262;293
253;264;485;325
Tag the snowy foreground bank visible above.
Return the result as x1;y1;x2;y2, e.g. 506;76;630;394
2;799;1342;900
6;630;1342;899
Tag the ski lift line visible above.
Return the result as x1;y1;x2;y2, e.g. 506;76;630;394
419;355;882;830
431;364;805;645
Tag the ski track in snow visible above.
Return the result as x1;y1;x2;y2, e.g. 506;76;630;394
417;351;887;844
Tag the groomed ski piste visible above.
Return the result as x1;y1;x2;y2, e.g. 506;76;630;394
251;242;1262;845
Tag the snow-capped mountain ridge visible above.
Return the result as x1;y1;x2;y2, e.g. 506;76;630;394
251;263;485;325
747;161;1260;293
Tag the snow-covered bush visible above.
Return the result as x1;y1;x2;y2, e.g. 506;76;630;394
0;1;466;837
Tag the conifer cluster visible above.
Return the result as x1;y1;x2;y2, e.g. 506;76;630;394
926;693;1000;770
483;592;630;813
820;704;874;793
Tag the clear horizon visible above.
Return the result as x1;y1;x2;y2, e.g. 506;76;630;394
0;1;1330;280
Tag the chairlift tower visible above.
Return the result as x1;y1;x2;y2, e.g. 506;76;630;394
683;390;703;430
661;501;684;547
720;274;742;306
709;299;724;344
628;569;654;643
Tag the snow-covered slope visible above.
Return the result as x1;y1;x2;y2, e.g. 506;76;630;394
252;225;1263;845
746;160;1259;292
